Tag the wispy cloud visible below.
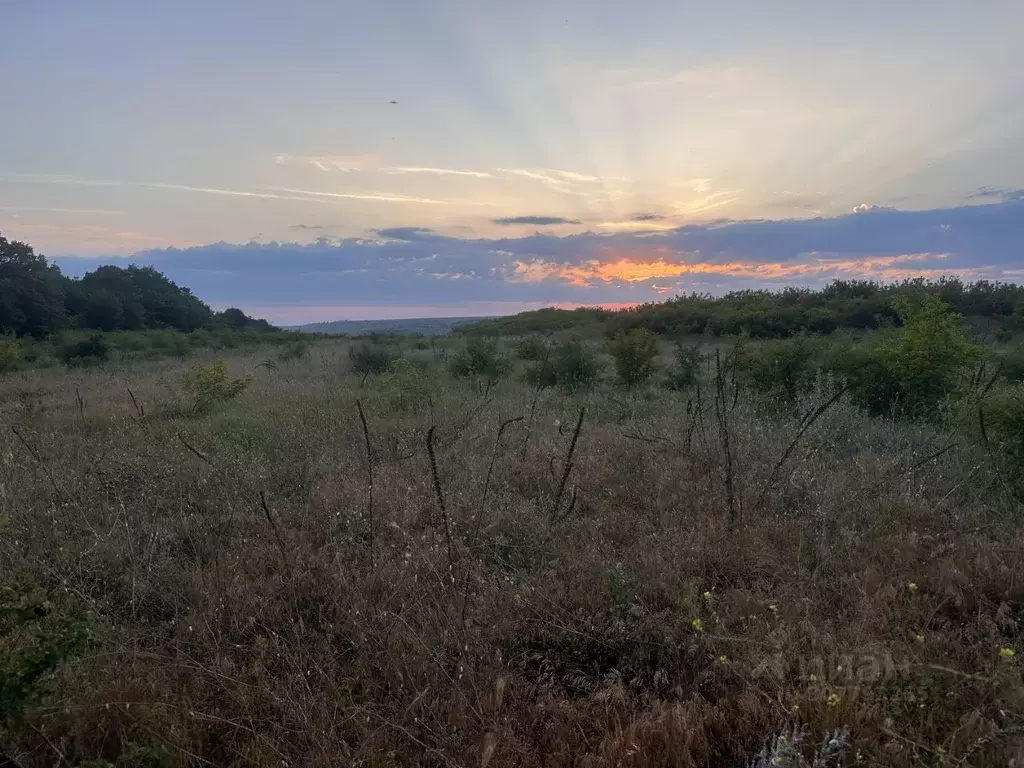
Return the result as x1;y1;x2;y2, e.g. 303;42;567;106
267;187;450;205
631;212;665;221
385;167;494;178
968;186;1024;202
491;215;581;226
0;205;126;215
274;154;378;172
494;168;611;194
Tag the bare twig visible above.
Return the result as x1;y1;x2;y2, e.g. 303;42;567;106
520;336;554;458
74;385;85;424
356;399;375;569
259;490;293;579
473;416;524;544
127;387;145;420
178;433;215;467
549;407;585;528
713;350;738;526
753;384;849;513
10;425;67;503
426;425;456;569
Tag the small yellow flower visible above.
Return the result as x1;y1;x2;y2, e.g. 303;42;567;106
768;604;778;613
999;647;1016;659
915;633;925;645
691;618;704;632
790;704;800;713
908;582;918;594
826;693;840;708
717;655;728;664
808;674;818;682
703;591;713;602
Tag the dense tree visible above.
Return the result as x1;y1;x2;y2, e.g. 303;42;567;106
465;277;1024;340
0;232;276;337
0;235;67;337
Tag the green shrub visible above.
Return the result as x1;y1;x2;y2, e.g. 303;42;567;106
1;582;89;725
382;357;431;410
349;341;395;376
823;337;903;417
998;347;1024;384
982;383;1024;470
513;336;548;361
183;359;251;413
607;328;659;386
740;336;821;403
528;339;602;392
875;296;980;418
448;337;510;382
59;333;110;366
665;342;703;390
0;339;20;373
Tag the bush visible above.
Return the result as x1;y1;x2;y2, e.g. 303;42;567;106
59;333;110;366
527;339;602;392
382;357;431;410
665;342;703;390
823;337;903;417
875;296;979;418
348;341;395;376
183;359;251;413
607;328;659;386
0;339;19;373
513;336;548;361
740;336;821;403
1;581;89;725
448;337;510;382
982;383;1024;470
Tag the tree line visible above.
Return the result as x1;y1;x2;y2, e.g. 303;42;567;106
464;277;1024;338
0;232;275;337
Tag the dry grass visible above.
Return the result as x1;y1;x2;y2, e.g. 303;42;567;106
1;339;1022;766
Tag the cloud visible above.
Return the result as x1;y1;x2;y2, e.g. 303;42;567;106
376;226;439;241
385;167;494;178
631;213;664;221
274;154;378;172
969;186;1024;202
491;215;582;226
494;168;611;195
853;203;897;213
266;187;450;205
2;172;449;206
289;224;326;231
0;205;126;215
52;199;1024;321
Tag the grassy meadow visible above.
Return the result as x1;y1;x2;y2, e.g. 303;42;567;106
1;328;1023;766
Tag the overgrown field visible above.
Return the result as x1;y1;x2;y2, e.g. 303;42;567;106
1;325;1023;766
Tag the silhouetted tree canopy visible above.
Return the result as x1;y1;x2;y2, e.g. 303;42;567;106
466;277;1024;339
0;232;276;337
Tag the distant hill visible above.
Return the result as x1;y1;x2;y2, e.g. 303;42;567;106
291;316;488;336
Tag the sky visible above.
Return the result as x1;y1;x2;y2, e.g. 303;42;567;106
2;0;1023;324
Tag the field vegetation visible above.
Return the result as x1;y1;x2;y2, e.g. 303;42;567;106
2;282;1023;765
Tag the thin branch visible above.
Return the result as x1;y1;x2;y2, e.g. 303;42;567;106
426;425;456;569
10;425;67;503
259;490;293;579
356;399;375;569
549;407;585;528
753;384;849;513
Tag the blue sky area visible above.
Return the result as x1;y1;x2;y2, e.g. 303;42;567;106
2;0;1023;322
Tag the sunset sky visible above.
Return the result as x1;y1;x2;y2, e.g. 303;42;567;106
2;0;1023;323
